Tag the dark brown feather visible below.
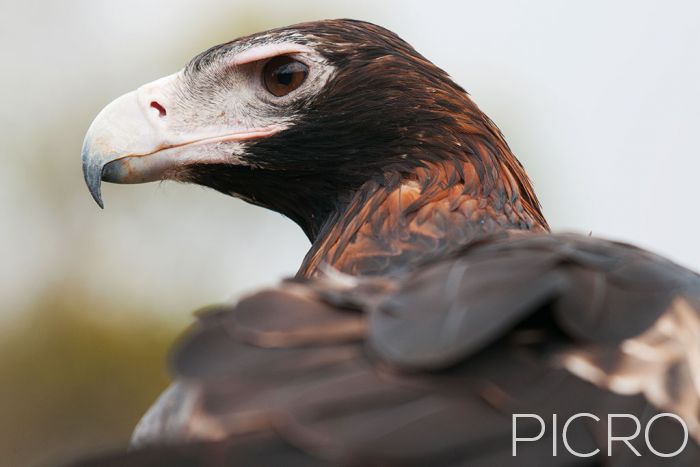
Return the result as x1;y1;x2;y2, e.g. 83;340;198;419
111;232;700;466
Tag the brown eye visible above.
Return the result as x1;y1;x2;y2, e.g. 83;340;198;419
262;56;309;97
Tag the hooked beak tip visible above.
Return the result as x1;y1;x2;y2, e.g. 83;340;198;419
82;144;105;209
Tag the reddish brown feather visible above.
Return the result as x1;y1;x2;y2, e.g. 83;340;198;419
300;157;548;277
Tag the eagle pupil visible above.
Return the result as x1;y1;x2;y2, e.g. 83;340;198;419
277;67;293;86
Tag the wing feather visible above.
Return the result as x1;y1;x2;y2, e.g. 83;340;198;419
101;233;700;465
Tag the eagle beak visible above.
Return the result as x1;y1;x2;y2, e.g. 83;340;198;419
81;72;280;208
82;73;184;208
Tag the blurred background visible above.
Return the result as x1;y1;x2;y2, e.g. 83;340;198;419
1;0;698;465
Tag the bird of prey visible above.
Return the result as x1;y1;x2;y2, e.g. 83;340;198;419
77;19;700;466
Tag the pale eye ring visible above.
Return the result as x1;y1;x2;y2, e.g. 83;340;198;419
262;56;309;97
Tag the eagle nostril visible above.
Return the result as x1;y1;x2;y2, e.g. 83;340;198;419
150;101;167;118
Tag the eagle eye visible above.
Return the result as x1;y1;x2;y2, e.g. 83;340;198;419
262;56;308;97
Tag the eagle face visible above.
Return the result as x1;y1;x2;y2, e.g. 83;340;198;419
82;19;483;235
82;25;337;205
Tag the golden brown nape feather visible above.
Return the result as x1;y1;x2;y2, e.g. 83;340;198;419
299;113;549;277
300;159;548;277
284;20;549;277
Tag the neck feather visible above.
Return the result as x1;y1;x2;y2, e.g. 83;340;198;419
298;155;548;277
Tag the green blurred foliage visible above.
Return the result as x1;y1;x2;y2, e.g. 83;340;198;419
0;290;181;467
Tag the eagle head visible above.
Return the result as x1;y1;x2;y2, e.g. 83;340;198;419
82;19;543;241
